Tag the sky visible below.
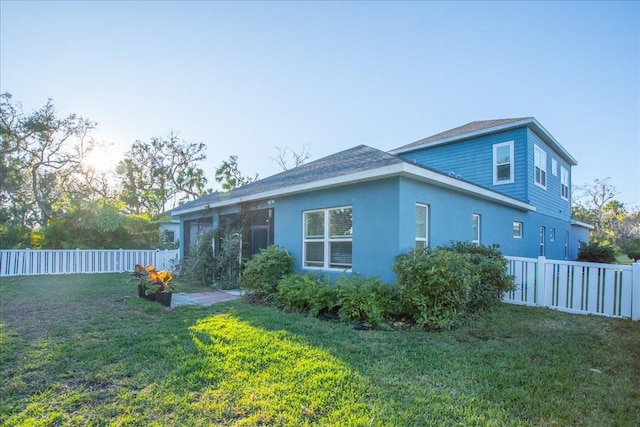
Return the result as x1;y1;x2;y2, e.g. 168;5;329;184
1;1;639;208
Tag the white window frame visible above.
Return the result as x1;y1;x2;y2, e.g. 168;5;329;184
534;145;547;189
551;158;558;177
415;203;429;249
472;214;481;247
560;167;569;200
493;141;514;185
513;221;523;238
550;228;556;241
303;206;352;270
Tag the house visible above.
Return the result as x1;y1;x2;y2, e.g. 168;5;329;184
172;117;590;283
158;211;180;248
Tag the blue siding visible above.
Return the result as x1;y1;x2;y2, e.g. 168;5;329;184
274;179;402;283
399;128;529;202
527;129;573;221
270;175;584;283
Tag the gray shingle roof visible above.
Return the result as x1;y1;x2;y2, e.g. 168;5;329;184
391;117;532;153
175;145;404;212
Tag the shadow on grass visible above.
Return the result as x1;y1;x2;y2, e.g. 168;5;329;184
1;274;639;426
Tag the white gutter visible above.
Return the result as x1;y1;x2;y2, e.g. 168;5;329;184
571;219;595;230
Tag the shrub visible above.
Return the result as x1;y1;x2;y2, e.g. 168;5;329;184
179;229;216;286
240;245;294;298
273;273;338;316
335;275;398;327
444;242;515;313
393;248;479;329
621;238;640;261
577;241;616;263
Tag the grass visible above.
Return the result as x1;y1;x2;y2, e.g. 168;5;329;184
1;274;639;426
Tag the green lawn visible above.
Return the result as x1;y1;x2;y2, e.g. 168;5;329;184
1;274;639;426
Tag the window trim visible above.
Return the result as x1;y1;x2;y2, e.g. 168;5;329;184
493;141;514;185
302;205;353;271
415;203;429;249
513;221;523;239
534;145;547;189
560;167;569;200
472;213;481;247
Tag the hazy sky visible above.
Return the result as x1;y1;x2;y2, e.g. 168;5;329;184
1;1;639;207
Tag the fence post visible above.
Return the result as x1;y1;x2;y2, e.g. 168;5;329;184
632;260;640;321
536;256;546;306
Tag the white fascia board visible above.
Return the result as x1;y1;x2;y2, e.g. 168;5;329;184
172;162;534;216
389;118;534;155
401;163;535;211
571;219;595;230
171;164;407;216
528;119;578;166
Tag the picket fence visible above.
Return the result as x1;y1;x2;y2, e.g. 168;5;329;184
504;256;640;321
0;248;179;277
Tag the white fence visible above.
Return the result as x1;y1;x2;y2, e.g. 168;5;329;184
0;249;179;277
504;256;640;321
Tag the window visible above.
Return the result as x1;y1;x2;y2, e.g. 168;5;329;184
493;141;514;184
513;221;523;238
560;167;569;200
539;226;546;256
551;158;558;176
550;228;555;241
415;203;429;249
303;206;352;269
472;214;481;246
534;145;547;189
564;231;569;259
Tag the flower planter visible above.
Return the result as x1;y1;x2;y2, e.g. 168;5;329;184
156;292;172;307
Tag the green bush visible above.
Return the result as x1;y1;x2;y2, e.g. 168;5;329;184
621;238;640;261
273;273;338;317
444;242;515;313
393;248;479;329
240;245;294;298
577;241;616;263
336;275;398;327
179;229;216;286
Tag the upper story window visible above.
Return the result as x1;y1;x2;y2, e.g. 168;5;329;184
493;141;514;185
472;213;481;247
551;158;558;176
303;206;352;270
534;145;547;189
560;167;569;200
415;203;429;249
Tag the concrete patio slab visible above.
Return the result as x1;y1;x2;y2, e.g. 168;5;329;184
171;290;241;308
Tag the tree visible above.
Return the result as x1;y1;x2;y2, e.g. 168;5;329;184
38;198;159;249
115;133;211;215
214;155;258;191
270;143;311;171
0;92;97;229
572;178;639;251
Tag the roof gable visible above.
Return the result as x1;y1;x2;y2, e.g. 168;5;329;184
389;117;577;166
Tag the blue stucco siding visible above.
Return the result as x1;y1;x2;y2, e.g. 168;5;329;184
527;129;572;221
271;175;584;283
399;128;529;202
273;178;402;283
